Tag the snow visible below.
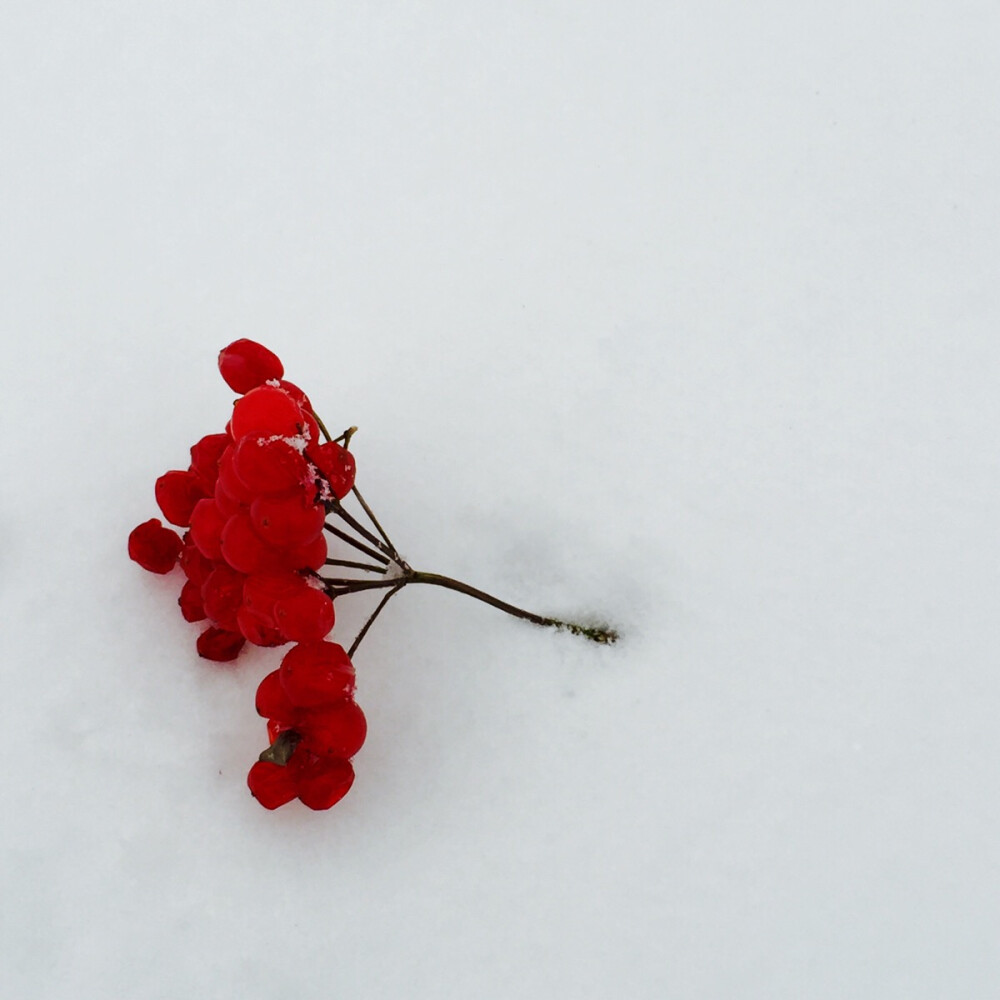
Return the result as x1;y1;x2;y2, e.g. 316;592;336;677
3;2;1000;997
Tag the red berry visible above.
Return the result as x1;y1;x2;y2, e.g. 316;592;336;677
189;498;227;561
280;532;327;572
255;669;296;721
201;565;247;631
213;479;244;518
231;385;305;440
232;435;307;495
294;753;355;810
179;540;214;586
243;571;308;623
219;513;283;575
275;379;311;411
219;340;284;395
309;442;356;500
279;640;355;707
299;700;367;759
250;493;325;549
216;445;257;506
274;586;335;642
178;579;207;622
236;605;285;647
189;432;231;492
155;469;208;527
247;760;298;809
128;518;183;574
196;626;246;661
277;380;320;445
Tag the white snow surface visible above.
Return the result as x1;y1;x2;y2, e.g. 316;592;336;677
3;3;1000;998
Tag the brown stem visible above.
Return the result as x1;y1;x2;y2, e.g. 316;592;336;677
408;572;618;643
324;558;388;574
326;569;618;645
327;500;397;560
323;524;391;566
351;485;403;565
348;582;405;657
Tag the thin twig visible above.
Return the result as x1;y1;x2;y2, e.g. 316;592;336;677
351;485;400;558
322;577;400;596
312;411;333;443
328;501;396;559
323;524;391;566
324;558;388;575
348;582;405;657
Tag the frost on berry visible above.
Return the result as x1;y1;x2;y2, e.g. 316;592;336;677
232;436;307;495
308;441;356;502
128;519;183;574
133;340;389;810
218;340;284;395
230;386;305;440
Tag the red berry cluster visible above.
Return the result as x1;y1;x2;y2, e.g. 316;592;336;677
247;640;366;809
128;339;355;661
129;340;617;813
129;340;365;810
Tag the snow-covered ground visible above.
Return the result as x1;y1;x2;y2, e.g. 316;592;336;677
3;3;1000;997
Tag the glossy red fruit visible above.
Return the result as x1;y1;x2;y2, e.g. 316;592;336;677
236;606;285;647
155;470;208;527
277;381;320;444
232;435;307;495
179;541;214;586
255;669;295;720
219;513;283;575
128;519;183;574
201;565;247;631
294;753;355;810
178;579;207;622
309;441;356;500
279;640;355;707
299;700;367;759
280;532;327;572
189;432;231;492
275;379;311;411
247;760;298;809
213;478;244;518
216;445;258;506
189;498;228;561
219;339;284;395
243;572;308;624
250;493;325;549
196;626;246;661
274;586;335;642
231;385;305;440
